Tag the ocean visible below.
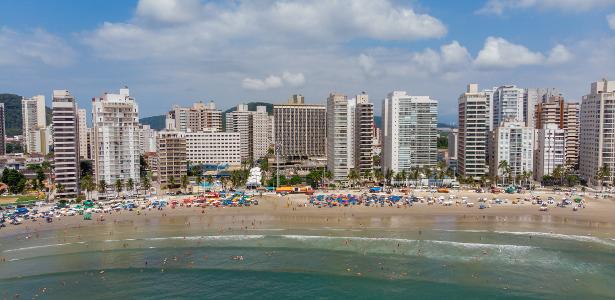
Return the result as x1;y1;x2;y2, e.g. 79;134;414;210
1;224;614;299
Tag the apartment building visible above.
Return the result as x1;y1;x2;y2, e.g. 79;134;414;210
166;101;222;132
492;85;524;128
354;93;374;176
52;90;80;197
273;96;326;160
534;123;565;180
534;95;580;168
185;130;241;166
489;121;534;179
457;84;490;178
21;95;47;154
157;131;187;188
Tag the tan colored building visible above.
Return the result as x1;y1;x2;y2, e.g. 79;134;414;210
157;131;187;189
166;101;222;132
534;95;579;168
52;90;80;198
458;84;490;179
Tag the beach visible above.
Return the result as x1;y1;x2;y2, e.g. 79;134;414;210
1;190;615;299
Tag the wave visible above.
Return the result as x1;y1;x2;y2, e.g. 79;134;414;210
3;241;86;253
434;229;615;247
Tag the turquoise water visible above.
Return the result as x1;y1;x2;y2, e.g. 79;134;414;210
1;227;614;299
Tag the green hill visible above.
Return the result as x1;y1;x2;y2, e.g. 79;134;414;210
0;93;52;136
139;115;166;130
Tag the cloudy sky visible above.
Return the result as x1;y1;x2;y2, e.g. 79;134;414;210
1;0;615;122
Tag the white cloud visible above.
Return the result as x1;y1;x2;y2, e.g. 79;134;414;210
282;72;305;87
0;27;75;67
411;41;472;74
358;54;376;76
242;75;283;91
547;44;573;64
242;72;304;90
475;37;545;68
608;13;615;30
477;0;615;15
136;0;203;24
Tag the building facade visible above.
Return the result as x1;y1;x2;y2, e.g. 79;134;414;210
326;93;354;181
249;106;273;161
273;98;326;160
382;91;438;173
139;124;157;154
492;85;524;128
354;94;374;177
523;88;559;129
185;130;241;166
157;131;187;189
21;95;47;154
77;108;88;159
534;95;580;168
489;121;534;179
534;123;565;180
166;101;222;132
457;84;490;179
579;79;615;186
92;88;141;190
52;90;80;197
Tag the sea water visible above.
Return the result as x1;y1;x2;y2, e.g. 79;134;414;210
1;225;614;299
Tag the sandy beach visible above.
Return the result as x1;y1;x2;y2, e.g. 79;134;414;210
3;189;615;240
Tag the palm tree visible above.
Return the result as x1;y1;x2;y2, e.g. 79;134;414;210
423;167;432;188
374;169;384;185
115;179;123;196
409;167;420;187
98;180;108;197
80;174;95;200
181;175;189;193
498;160;509;186
168;176;176;190
126;178;134;194
347;169;359;188
596;163;610;191
56;183;65;196
552;165;565;186
398;170;407;188
384;169;394;188
141;174;151;196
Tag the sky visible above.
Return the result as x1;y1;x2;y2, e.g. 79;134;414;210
1;0;615;123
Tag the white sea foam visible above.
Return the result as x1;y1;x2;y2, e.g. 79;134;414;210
280;235;417;244
142;235;265;242
493;231;615;247
429;240;535;251
3;241;86;253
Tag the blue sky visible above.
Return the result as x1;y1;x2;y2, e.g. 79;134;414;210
1;0;615;123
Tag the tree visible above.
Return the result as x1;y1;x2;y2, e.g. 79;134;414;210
168;176;176;190
141;174;151;196
98;180;108;194
80;174;95;199
374;169;384;185
398;170;407;188
1;169;27;194
497;160;509;185
195;174;203;186
552;165;565;186
289;175;303;185
384;169;394;187
596;163;610;190
423;167;432;188
115;179;123;195
362;169;372;184
56;183;65;195
347;169;359;187
181;175;189;192
80;160;94;177
126;178;134;193
139;154;148;177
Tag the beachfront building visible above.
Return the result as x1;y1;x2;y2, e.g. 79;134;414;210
326;93;355;181
52;90;80;197
226;104;272;162
488;121;534;180
139;124;157;154
185;130;241;166
523;88;559;129
166;101;222;132
448;128;458;173
457;84;490;179
492;85;524;129
92;88;141;193
382;91;438;174
157;131;187;189
579;79;615;186
21;95;47;154
354;93;375;177
77;108;88;159
0;103;5;155
534;123;565;180
534;95;580;168
273;95;326;160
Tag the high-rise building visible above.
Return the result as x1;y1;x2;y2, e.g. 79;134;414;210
157;131;187;189
273;97;326;160
52;90;80;197
326;93;354;181
457;84;490;179
354;93;374;177
77;108;88;159
489;121;534;179
249;106;273;161
166;101;222;132
226;105;273;162
523;88;559;129
92;88;141;191
382;91;438;173
139;124;157;154
534;123;565;180
185;130;241;166
534;95;580;168
21;95;47;154
492;85;524;128
580;79;615;186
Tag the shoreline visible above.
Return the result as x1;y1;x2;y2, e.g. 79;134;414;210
2;193;615;240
